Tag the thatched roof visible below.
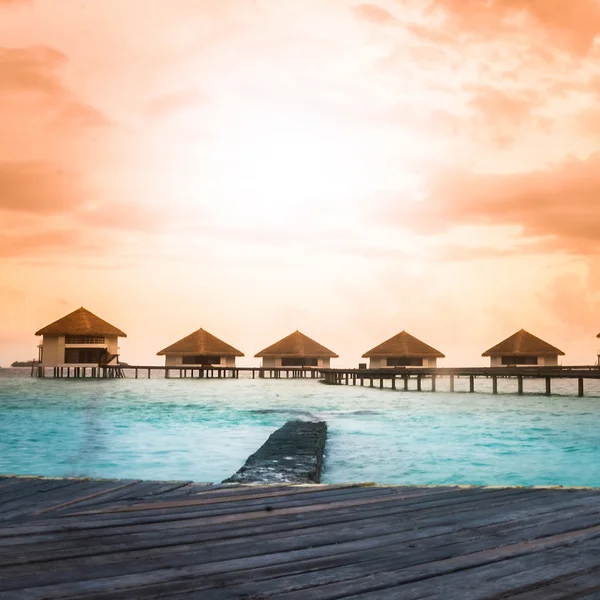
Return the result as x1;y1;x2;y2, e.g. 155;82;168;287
362;330;445;358
35;307;127;337
482;329;564;357
157;328;244;356
255;330;338;358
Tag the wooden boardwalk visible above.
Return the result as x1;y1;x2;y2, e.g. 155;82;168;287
2;478;600;598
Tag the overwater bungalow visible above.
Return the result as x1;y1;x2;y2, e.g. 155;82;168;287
482;329;564;366
254;330;338;368
362;330;445;368
157;328;244;367
35;307;126;367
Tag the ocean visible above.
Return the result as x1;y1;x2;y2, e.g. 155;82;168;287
1;368;600;487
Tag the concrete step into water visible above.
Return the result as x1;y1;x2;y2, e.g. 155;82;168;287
223;420;327;484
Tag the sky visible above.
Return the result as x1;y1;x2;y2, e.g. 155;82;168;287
1;0;600;367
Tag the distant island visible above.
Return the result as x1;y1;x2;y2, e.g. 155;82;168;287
11;361;38;367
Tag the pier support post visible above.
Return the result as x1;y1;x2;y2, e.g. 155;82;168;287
403;375;409;391
517;375;523;395
391;377;396;390
578;378;584;397
492;376;498;395
431;375;436;392
469;375;474;393
360;378;364;386
370;378;374;387
449;374;454;392
417;375;422;391
545;377;551;396
379;378;384;389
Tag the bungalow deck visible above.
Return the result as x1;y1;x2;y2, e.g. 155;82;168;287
2;476;600;598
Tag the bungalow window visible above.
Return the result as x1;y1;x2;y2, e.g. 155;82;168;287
281;358;319;367
386;357;424;367
501;356;538;366
182;355;221;365
64;348;107;364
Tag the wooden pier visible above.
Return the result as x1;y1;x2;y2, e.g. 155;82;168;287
30;363;600;396
3;476;600;598
32;365;324;380
321;366;600;397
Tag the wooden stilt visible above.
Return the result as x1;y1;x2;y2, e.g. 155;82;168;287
370;378;374;387
492;376;498;395
469;375;475;393
391;377;396;390
517;375;523;395
578;378;584;397
404;374;409;391
431;374;436;392
546;377;551;396
417;375;422;391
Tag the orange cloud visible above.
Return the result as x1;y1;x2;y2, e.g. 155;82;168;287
351;3;396;23
377;153;600;252
0;46;65;93
433;0;600;55
0;162;83;213
145;88;209;117
0;46;109;129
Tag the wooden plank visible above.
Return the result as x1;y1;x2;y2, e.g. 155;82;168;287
59;486;416;524
0;488;562;559
0;479;81;508
5;513;600;599
64;514;600;600
67;483;376;515
0;487;521;540
0;487;516;550
501;565;600;599
6;489;600;581
344;537;600;599
0;487;546;542
225;531;600;600
0;491;591;581
123;506;600;598
35;480;141;515
1;480;134;519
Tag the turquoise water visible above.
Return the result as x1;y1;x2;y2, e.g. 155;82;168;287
1;368;600;486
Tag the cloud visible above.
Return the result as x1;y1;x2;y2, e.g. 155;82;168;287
432;0;600;55
0;162;84;213
351;3;396;24
75;201;168;232
0;230;101;258
542;272;600;335
0;46;65;93
55;101;111;127
145;88;208;117
0;46;109;127
376;152;600;252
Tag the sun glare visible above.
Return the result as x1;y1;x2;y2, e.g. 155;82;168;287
207;108;377;227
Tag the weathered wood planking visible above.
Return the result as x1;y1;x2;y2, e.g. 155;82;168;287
2;477;600;598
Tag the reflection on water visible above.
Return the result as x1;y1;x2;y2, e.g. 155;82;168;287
1;368;600;486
